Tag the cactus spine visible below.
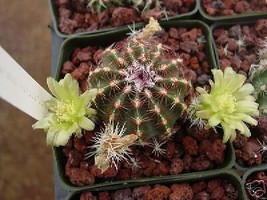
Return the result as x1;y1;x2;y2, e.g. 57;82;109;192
86;0;124;13
85;0;162;13
88;19;191;141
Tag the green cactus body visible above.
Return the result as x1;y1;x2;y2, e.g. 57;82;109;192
251;69;267;115
88;37;191;140
250;39;267;115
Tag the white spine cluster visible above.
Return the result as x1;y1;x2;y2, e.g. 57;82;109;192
86;122;138;172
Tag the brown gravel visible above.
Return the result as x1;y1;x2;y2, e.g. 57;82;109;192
213;19;267;77
201;0;267;17
79;179;238;200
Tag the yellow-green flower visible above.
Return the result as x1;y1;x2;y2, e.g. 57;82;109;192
33;74;97;146
195;67;259;143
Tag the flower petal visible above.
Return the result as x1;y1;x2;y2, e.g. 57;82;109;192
46;129;72;146
211;69;223;89
242;95;256;102
47;74;79;101
208;114;221;127
46;130;56;146
229;131;237;142
242;115;258;126
87;108;97;115
239;121;251;138
221;122;236;143
233;121;245;133
236;101;259;115
61;74;79;100
196;87;207;94
212;68;246;95
78;117;95;131
47;77;70;101
196;109;212;119
67;122;80;134
53;130;72;147
199;94;212;105
223;68;246;93
79;89;97;108
234;83;254;100
32;118;49;130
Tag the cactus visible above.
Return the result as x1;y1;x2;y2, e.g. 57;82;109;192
251;70;267;115
85;0;162;13
88;19;191;141
250;38;267;115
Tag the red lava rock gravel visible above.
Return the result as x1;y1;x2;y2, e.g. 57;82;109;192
213;19;267;77
202;0;267;17
63;123;226;186
79;179;238;200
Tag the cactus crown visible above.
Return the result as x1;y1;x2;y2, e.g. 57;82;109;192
250;38;267;115
88;21;191;141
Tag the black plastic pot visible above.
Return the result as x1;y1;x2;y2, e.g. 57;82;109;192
199;0;267;24
65;170;246;200
48;0;199;39
54;20;233;192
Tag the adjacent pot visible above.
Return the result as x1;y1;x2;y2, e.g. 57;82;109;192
53;20;235;192
211;19;267;172
65;170;246;200
199;0;267;24
211;19;267;69
48;0;199;38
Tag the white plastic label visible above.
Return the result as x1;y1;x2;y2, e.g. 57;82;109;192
0;46;52;120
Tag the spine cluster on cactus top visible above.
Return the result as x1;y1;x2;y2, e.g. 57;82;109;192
88;20;191;141
86;0;162;13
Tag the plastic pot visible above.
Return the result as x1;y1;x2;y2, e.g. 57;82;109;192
211;19;267;172
54;20;232;192
48;0;199;39
65;170;246;200
233;161;267;174
199;0;267;24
